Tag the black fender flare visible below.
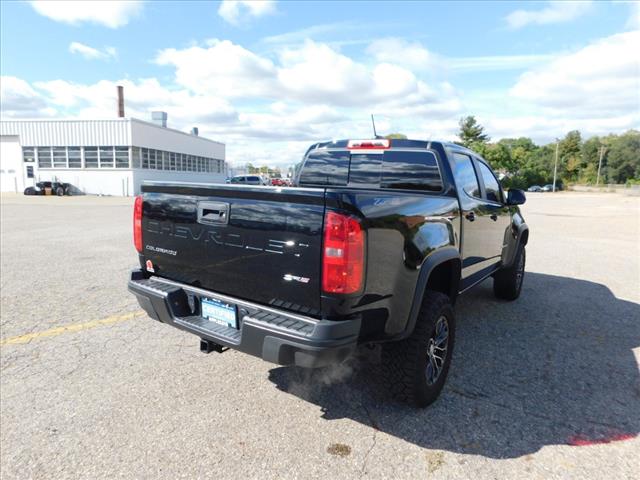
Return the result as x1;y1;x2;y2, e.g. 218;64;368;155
503;222;529;268
395;246;461;341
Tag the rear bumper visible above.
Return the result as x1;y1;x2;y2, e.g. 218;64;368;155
127;269;360;367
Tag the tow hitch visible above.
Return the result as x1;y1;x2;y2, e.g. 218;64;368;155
200;338;228;354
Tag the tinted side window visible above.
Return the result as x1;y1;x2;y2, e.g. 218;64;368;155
453;153;480;198
299;150;349;186
349;154;382;185
381;151;442;191
477;161;502;203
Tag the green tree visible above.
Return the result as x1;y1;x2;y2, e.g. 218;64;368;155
480;143;514;174
559;130;583;182
581;136;605;184
458;116;490;147
606;130;640;183
385;133;408;139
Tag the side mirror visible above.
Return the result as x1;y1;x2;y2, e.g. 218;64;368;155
506;189;526;206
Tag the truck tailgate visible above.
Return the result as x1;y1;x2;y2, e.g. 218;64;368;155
141;183;325;314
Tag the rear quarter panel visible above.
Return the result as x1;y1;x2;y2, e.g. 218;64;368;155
324;189;460;338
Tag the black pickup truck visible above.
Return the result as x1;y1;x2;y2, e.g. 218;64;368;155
128;138;529;407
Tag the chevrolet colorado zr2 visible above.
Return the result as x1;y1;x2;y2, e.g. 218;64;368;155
128;138;529;407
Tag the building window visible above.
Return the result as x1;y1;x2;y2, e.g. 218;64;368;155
52;147;67;168
129;146;224;174
99;146;115;168
26;166;34;178
37;147;52;168
85;147;98;168
115;147;129;168
68;147;82;168
141;148;149;169
22;147;35;163
132;147;141;168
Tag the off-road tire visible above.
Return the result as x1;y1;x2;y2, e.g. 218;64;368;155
381;290;455;407
493;245;525;300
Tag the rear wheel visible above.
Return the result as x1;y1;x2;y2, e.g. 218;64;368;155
493;245;525;300
381;291;455;407
55;186;65;196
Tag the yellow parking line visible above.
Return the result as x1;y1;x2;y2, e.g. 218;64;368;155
0;311;146;346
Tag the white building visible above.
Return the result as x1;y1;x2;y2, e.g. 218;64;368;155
0;116;227;196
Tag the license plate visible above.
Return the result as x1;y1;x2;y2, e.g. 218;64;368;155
201;297;238;329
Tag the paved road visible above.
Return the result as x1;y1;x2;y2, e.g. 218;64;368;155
1;192;639;479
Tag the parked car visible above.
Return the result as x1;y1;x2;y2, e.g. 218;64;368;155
271;178;286;186
24;181;73;196
541;184;554;192
229;175;269;186
527;185;542;192
128;138;529;407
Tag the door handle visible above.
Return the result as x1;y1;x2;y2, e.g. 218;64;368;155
490;214;498;221
465;212;475;222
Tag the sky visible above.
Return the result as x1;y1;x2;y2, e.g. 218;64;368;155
1;0;639;169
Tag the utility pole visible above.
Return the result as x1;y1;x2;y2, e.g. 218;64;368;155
596;145;606;186
552;140;559;193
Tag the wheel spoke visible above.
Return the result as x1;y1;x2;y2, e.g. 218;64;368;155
433;345;447;357
425;315;450;385
426;358;435;383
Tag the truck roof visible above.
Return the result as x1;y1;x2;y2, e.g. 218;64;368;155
307;138;476;156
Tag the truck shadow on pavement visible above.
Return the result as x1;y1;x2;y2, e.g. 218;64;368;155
268;272;640;459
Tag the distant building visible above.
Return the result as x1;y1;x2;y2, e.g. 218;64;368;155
0;115;227;196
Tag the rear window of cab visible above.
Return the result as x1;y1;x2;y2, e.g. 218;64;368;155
298;149;442;192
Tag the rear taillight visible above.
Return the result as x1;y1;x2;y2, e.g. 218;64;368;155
133;195;143;253
322;211;365;294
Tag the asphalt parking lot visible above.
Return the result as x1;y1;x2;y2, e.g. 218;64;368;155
1;191;639;479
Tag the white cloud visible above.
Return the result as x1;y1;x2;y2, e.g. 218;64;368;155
366;38;437;71
509;31;640;118
69;42;117;61
0;76;56;119
626;1;640;29
155;39;277;98
506;1;593;29
365;38;557;73
218;0;276;26
263;22;354;45
32;78;238;125
155;39;460;114
29;1;143;28
484;114;639;144
447;54;558;72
